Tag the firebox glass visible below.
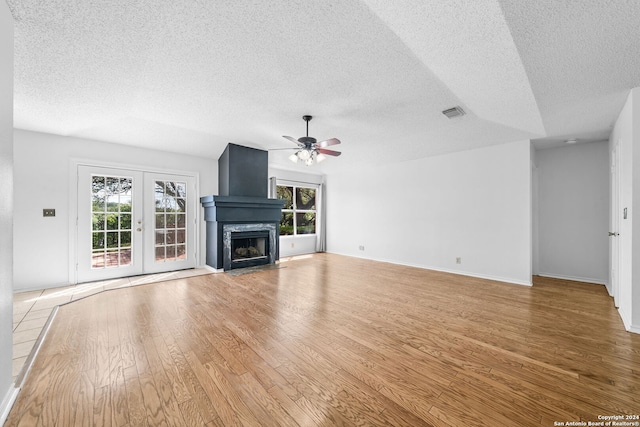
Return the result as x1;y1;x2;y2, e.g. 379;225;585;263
232;237;267;261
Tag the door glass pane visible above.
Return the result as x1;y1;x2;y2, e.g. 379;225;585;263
166;213;176;228
176;245;186;260
176;214;185;228
154;180;187;263
92;214;104;231
92;252;105;268
106;250;119;267
106;214;118;230
155;246;165;262
120;214;131;230
175;182;186;198
120;249;132;266
91;174;134;269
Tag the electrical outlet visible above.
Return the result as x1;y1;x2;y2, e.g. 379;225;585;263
359;245;365;251
456;257;461;264
290;243;295;248
43;209;56;217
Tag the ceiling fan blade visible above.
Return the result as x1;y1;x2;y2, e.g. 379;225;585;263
317;148;341;156
317;138;341;148
282;135;301;146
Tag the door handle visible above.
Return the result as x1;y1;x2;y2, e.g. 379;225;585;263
609;232;619;236
137;228;142;232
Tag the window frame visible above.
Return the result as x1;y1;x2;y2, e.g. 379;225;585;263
277;183;318;236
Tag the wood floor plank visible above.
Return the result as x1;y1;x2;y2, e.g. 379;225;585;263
123;368;148;426
200;357;264;426
161;332;220;424
141;337;186;427
182;350;243;426
267;384;318;427
93;385;112;427
7;254;640;426
109;365;130;427
177;398;207;427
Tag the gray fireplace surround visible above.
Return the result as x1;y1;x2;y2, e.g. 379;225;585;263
200;143;284;270
222;222;278;271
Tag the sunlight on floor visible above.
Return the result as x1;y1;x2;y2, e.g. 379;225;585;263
11;268;211;383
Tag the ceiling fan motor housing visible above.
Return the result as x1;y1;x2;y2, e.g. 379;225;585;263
298;136;317;146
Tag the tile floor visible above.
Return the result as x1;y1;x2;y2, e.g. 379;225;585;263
12;268;211;383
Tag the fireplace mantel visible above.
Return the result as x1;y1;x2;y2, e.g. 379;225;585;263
200;196;284;222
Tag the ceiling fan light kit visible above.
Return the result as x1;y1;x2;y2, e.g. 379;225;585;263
283;115;341;166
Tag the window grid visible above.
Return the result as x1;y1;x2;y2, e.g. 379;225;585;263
154;180;187;262
91;175;133;269
277;185;317;236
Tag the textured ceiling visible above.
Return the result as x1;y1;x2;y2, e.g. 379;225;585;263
8;0;640;171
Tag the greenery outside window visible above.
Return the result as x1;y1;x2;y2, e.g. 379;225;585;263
277;185;316;236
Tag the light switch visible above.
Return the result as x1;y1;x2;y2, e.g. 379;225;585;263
43;209;56;217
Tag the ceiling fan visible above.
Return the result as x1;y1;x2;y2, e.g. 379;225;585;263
281;115;341;166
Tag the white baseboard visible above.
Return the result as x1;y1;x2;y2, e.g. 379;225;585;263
604;282;613;297
418;265;532;287
618;305;632;331
202;264;223;273
328;251;532;287
537;272;606;285
0;385;19;425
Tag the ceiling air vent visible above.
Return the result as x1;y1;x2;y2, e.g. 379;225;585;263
442;106;466;119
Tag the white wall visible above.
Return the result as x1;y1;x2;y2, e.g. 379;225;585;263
13;130;217;291
325;140;532;285
610;87;640;333
268;166;324;257
536;142;609;284
0;0;17;421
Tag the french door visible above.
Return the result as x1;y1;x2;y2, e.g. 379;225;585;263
77;166;196;283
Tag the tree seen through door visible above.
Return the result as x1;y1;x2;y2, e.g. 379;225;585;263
91;175;133;268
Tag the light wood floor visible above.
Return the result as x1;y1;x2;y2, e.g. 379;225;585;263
11;268;211;382
6;253;640;426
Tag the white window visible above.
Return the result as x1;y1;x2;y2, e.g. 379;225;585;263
277;185;316;236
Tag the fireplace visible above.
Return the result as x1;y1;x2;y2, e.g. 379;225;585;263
232;233;267;263
222;223;278;270
201;144;284;270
